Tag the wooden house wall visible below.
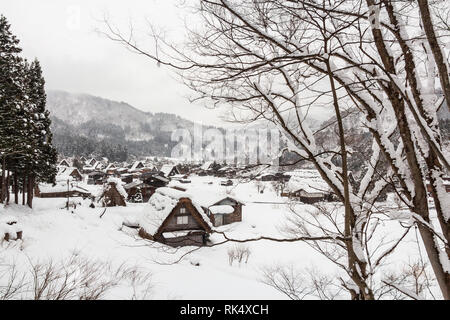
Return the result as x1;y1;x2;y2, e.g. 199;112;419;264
35;190;90;198
158;232;205;247
162;203;204;232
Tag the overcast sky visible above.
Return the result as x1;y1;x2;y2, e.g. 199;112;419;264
2;0;233;127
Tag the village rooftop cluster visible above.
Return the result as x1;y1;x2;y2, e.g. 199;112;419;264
27;155;360;247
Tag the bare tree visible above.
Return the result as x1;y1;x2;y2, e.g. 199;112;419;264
102;0;450;299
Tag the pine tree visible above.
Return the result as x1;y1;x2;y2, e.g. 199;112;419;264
0;15;25;203
0;15;57;208
28;59;57;184
21;59;58;207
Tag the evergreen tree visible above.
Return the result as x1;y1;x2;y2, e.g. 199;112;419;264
0;15;57;207
0;15;25;203
27;59;58;186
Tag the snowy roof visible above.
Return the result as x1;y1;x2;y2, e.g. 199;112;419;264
56;167;81;181
139;187;213;236
38;182;90;194
59;159;71;166
87;171;105;177
286;174;331;194
105;163;117;170
130;161;144;171
106;177;128;199
143;174;170;183
93;161;104;170
285;169;322;179
200;161;214;170
86;158;96;165
124;181;150;190
209;205;235;214
160;164;177;176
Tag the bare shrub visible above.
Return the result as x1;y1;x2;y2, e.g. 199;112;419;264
227;245;251;266
261;265;343;300
0;261;26;300
0;252;153;300
379;259;437;300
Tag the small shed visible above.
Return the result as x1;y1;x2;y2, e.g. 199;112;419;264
204;196;244;227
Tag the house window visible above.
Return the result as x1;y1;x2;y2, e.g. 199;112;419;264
180;207;187;214
177;216;189;225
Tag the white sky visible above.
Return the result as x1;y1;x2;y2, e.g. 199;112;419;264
1;0;232;127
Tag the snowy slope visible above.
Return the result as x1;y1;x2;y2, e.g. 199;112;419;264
0;176;438;299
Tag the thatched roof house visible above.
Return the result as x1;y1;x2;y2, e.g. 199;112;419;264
139;188;213;247
97;178;127;207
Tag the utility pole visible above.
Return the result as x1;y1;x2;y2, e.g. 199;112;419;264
67;178;70;211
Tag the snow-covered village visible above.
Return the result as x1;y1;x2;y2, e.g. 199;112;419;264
1;0;450;306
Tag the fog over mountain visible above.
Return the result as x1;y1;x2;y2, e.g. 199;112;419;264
47;90;222;159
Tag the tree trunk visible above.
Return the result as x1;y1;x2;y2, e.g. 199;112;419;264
6;170;10;205
417;223;450;299
1;156;6;203
27;174;34;208
417;0;450;112
14;173;18;204
22;174;26;206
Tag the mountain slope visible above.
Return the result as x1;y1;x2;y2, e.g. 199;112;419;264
46;90;221;159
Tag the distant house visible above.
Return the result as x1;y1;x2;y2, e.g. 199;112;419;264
141;165;157;173
104;163;118;175
82;160;104;174
58;159;71;167
201;161;215;171
116;167;129;175
56;167;83;182
86;158;97;166
141;173;170;188
87;171;106;185
92;161;104;171
216;166;236;178
195;195;244;227
129;161;145;172
282;188;334;204
124;181;154;203
35;183;91;199
159;164;180;177
120;173;134;184
139;188;213;247
97;179;127;207
200;161;222;175
280;169;334;204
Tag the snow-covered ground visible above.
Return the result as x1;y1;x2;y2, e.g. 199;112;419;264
0;175;437;299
